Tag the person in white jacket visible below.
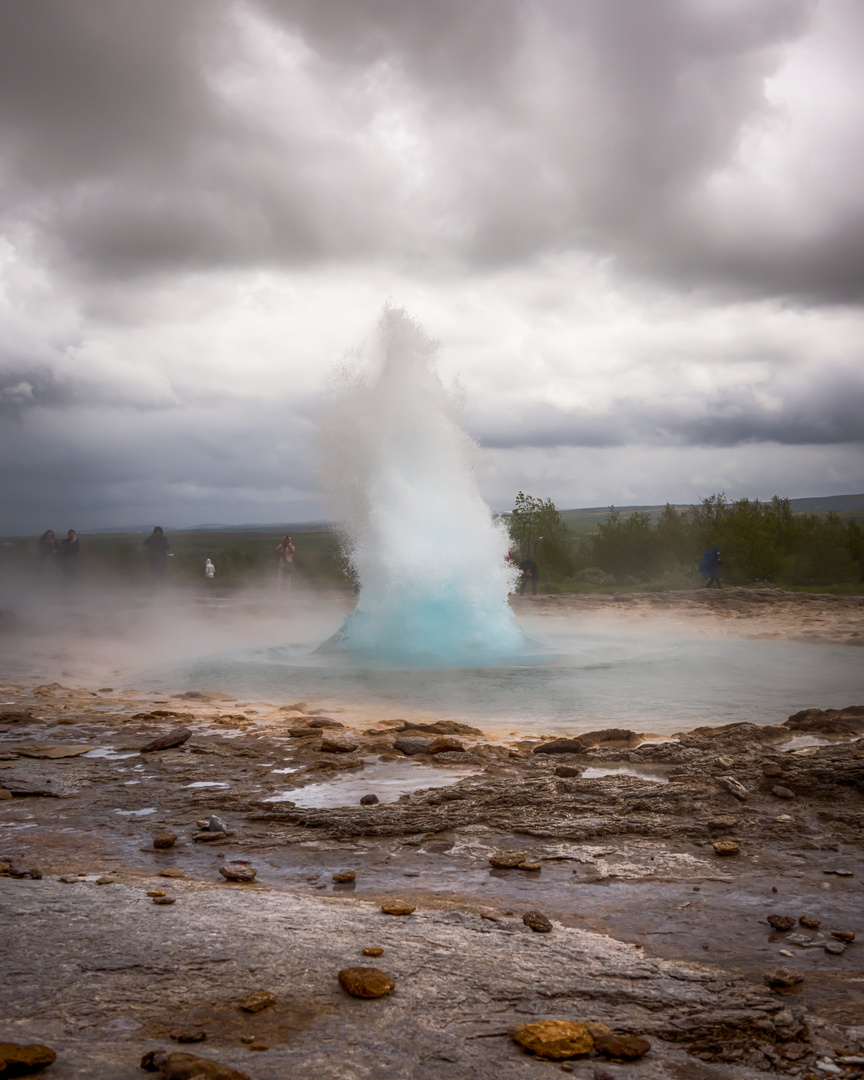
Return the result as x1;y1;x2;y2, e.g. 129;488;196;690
204;558;216;580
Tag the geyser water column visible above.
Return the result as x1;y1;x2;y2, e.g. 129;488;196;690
320;307;528;667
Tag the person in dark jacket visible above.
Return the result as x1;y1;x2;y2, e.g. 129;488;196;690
143;526;171;588
519;556;539;596
58;529;80;580
37;529;58;581
698;546;722;588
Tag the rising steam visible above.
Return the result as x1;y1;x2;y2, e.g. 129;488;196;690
320;307;526;666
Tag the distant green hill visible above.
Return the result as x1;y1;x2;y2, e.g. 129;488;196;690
559;494;864;530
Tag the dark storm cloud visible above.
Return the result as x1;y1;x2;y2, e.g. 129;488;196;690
470;370;864;450
3;0;863;301
0;393;322;535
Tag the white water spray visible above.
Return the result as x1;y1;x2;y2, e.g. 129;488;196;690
320;307;527;666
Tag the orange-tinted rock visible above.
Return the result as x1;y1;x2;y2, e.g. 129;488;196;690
508;1020;593;1059
380;902;415;916
712;840;740;856
0;1042;57;1075
153;833;178;849
337;967;394;998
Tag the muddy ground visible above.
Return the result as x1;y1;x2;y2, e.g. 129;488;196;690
1;590;863;1079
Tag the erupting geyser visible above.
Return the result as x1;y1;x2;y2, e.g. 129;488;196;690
320;307;528;667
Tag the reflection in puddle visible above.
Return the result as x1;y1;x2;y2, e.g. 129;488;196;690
265;757;478;807
113;807;157;816
582;764;669;783
84;748;138;760
185;781;230;789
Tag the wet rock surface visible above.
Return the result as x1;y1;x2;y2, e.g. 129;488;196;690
1;665;862;1078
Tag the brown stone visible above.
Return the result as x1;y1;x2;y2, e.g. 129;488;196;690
532;739;585;755
171;1032;207;1044
772;785;795;800
762;764;784;777
238;990;276;1013
153;833;178;849
831;930;855;943
594;1033;651;1061
517;862;541;872
96;876;116;885
0;788;12;799
319;736;359;753
332;871;356;883
359;794;379;805
140;729;192;753
522;910;553;933
427;737;465;754
153;896;177;905
764;968;804;989
0;1041;57;1075
768;914;796;931
489;850;527;869
141;1050;250;1079
219;863;256;883
706;816;738;831
554;766;582;777
799;916;821;929
508;1020;593;1059
337;967;394;998
712;840;740;856
159;868;186;879
147;890;166;897
380;902;415;916
362;947;384;957
193;832;227;843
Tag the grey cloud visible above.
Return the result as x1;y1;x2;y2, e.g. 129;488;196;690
5;0;864;303
0;394;322;535
470;371;864;450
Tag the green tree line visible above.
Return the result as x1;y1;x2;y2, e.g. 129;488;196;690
510;493;864;589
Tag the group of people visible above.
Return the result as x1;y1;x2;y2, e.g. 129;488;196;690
37;529;80;580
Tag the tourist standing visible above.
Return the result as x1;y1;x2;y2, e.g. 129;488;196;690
519;555;539;596
58;529;80;581
276;535;295;592
698;546;722;589
204;558;216;580
143;526;171;590
37;529;58;582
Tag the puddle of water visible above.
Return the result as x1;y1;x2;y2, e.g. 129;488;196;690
113;807;157;817
83;748;138;760
271;766;301;775
0;822;38;829
582;764;669;783
123;780;140;785
780;735;836;751
185;781;230;789
264;757;478;808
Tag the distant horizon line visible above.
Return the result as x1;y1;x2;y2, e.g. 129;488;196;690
3;491;862;540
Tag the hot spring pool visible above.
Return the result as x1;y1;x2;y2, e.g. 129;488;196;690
144;620;864;736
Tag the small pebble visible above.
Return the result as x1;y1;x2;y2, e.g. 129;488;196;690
363;947;384;957
333;871;356;883
147;890;166;897
159;868;185;879
381;902;415;916
152;896;176;905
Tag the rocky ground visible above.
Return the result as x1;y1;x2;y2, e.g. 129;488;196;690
1;590;863;1079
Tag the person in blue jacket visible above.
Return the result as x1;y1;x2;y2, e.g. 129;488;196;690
698;546;722;588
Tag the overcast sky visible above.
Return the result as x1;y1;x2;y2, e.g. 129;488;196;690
2;0;863;534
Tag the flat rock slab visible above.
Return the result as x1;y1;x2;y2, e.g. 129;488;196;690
1;877;798;1079
12;744;95;759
